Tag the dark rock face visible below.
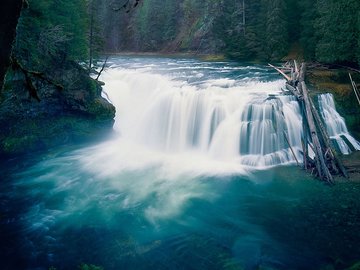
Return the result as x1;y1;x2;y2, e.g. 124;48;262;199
0;63;115;156
0;0;22;90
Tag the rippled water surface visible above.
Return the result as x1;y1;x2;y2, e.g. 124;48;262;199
1;56;360;270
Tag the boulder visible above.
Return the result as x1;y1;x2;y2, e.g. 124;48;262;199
0;62;115;156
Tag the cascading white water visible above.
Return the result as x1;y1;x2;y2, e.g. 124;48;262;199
101;64;304;169
318;93;360;154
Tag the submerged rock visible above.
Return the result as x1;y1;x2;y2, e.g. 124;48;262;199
0;62;115;156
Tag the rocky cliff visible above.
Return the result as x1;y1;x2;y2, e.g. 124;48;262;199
0;62;115;156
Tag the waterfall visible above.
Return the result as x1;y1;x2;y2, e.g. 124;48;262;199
102;66;304;168
318;93;360;154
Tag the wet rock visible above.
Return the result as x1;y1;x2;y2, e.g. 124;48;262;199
0;63;115;156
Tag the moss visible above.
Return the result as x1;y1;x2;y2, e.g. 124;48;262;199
79;263;104;270
200;54;227;62
88;79;99;97
87;98;115;120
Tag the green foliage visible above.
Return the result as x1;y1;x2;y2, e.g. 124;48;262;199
13;0;360;65
79;263;104;270
14;0;89;71
315;0;360;63
298;0;317;59
99;0;360;65
212;0;247;59
262;0;289;60
131;0;180;51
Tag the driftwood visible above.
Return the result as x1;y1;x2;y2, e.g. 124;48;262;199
268;63;291;81
283;131;300;166
269;60;349;183
349;73;360;106
308;97;348;178
300;78;333;183
285;84;302;100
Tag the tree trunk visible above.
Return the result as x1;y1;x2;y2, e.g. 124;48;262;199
0;0;23;91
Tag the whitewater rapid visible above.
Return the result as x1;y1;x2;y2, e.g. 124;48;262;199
98;61;306;173
96;58;360;176
318;93;360;154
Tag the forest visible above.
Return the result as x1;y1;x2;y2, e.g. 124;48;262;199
93;0;360;64
6;0;360;72
1;1;360;270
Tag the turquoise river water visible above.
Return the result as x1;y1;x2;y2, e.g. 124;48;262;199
1;57;360;270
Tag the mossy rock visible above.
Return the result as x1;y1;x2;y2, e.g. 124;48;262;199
87;97;115;120
0;60;116;156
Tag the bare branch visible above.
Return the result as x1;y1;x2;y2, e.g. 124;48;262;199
96;56;109;81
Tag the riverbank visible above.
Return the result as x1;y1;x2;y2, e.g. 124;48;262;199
105;52;228;62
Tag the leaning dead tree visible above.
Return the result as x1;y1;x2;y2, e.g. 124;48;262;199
269;60;348;184
349;73;360;106
0;0;23;91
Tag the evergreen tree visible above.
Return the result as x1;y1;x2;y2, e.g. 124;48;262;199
263;0;289;60
212;0;247;59
315;0;360;63
131;0;179;51
14;0;89;71
298;0;317;60
77;0;360;66
243;1;262;59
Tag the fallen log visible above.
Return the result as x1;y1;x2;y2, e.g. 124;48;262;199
283;131;300;166
308;96;348;178
285;84;302;100
299;63;334;183
269;60;351;183
349;73;360;106
300;79;333;183
268;63;291;82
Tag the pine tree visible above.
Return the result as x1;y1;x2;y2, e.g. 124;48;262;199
14;0;89;71
212;0;248;59
298;0;317;60
315;0;360;63
257;0;289;61
243;1;262;59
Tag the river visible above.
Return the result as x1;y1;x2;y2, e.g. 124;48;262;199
1;56;360;270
